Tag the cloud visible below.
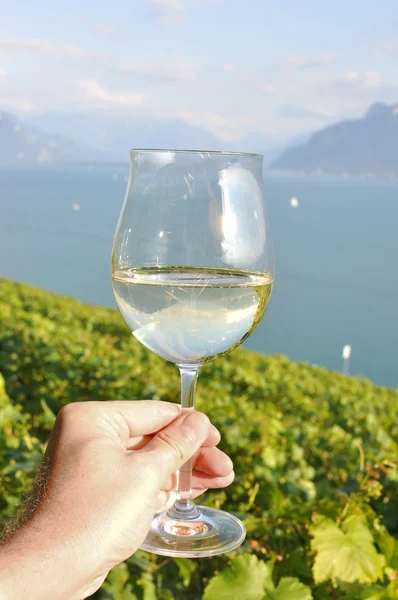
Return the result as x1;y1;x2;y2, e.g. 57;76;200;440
77;80;145;108
259;83;279;95
0;33;195;88
177;110;255;141
346;71;382;89
279;104;336;120
147;0;226;27
381;38;398;56
148;0;186;26
149;0;184;7
0;96;34;111
0;35;86;60
117;56;197;82
273;66;396;132
284;53;334;70
0;67;7;81
91;24;119;36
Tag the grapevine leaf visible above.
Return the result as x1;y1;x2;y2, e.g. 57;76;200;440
203;554;272;600
310;516;384;585
265;577;313;600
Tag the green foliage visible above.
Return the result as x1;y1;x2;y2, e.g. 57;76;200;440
0;372;45;519
0;277;397;599
310;515;385;585
264;577;313;600
98;564;137;600
173;558;196;588
203;554;272;600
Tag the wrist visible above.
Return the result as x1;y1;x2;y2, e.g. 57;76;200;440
0;511;105;600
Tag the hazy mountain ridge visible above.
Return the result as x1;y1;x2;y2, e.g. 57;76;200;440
1;110;279;165
0;110;103;164
27;111;282;160
27;112;223;160
3;103;398;175
269;102;398;177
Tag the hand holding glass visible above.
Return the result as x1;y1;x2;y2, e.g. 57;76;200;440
112;150;274;557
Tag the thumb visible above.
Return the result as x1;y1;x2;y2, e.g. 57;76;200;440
142;411;210;478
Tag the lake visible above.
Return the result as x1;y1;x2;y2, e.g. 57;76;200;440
0;164;397;388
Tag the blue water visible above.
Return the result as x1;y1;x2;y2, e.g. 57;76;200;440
0;165;397;388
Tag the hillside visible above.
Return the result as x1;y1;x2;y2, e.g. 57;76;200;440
27;111;226;160
270;102;398;176
27;111;279;160
0;110;101;164
1;110;279;165
0;278;397;599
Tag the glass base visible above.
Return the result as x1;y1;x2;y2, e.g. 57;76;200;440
140;504;246;558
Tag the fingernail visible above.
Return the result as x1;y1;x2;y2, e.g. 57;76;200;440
182;412;210;441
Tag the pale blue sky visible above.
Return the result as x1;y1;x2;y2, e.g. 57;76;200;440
0;0;397;141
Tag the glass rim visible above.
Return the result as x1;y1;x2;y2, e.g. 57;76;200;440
129;148;263;158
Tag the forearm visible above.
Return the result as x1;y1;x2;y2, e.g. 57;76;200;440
0;538;61;600
0;514;103;600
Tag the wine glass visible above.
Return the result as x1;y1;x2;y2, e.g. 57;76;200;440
111;149;274;558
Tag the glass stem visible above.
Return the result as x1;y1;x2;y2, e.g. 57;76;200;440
167;365;201;520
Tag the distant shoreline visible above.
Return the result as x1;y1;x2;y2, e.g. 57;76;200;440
264;168;398;183
1;161;398;183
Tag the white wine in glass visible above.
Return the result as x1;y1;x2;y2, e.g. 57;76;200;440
112;150;274;558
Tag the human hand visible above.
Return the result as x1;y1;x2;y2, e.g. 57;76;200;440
0;401;234;600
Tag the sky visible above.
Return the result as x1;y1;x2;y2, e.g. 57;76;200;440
0;0;398;142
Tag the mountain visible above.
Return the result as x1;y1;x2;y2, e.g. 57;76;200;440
259;132;313;168
26;111;226;161
26;111;272;161
1;109;287;166
0;110;102;164
27;111;286;162
269;102;398;176
234;131;283;162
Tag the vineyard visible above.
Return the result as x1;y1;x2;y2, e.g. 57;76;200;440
0;277;397;599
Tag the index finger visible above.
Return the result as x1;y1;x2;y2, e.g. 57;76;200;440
101;400;182;438
126;422;220;451
60;400;181;444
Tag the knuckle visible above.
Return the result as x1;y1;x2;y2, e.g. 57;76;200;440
59;401;96;422
58;402;81;422
156;429;187;462
57;402;94;435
